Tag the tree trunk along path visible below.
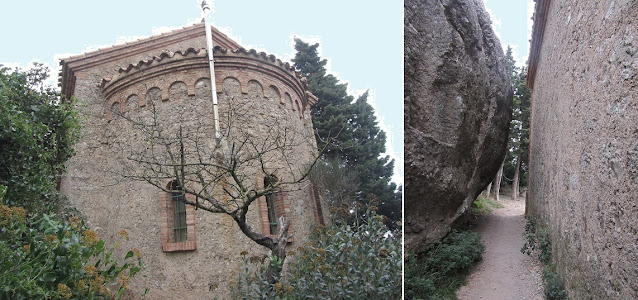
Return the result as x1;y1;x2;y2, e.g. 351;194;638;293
457;196;543;300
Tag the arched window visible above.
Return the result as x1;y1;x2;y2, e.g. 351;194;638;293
170;181;187;242
264;175;278;235
159;180;197;252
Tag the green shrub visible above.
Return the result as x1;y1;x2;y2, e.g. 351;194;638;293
542;267;568;300
521;216;568;299
0;64;81;214
231;208;402;299
405;230;485;299
521;216;537;255
536;228;552;264
0;196;145;299
470;197;504;215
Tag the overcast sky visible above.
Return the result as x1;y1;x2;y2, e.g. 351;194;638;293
1;1;403;186
483;0;535;67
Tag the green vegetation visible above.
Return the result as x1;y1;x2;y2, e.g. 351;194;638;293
521;216;568;300
0;64;80;214
292;40;401;228
0;65;145;299
231;207;402;299
405;230;485;299
470;197;504;215
0;187;145;299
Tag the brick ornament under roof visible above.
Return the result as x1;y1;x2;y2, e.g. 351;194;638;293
99;46;316;110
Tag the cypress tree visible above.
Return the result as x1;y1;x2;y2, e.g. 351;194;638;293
292;39;401;226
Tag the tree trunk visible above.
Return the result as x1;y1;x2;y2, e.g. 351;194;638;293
485;182;493;198
264;216;290;284
512;155;521;200
493;160;504;201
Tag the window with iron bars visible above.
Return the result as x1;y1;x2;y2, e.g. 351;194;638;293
264;175;278;235
171;182;187;242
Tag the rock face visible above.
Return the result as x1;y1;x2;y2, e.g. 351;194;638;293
404;0;512;252
526;0;638;298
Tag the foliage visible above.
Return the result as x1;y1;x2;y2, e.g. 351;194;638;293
542;267;568;300
520;217;551;263
536;228;552;264
0;190;144;299
231;208;402;299
309;157;360;225
500;46;531;189
520;216;568;299
405;230;485;300
292;40;401;227
521;216;537;255
470;197;504;215
0;64;80;214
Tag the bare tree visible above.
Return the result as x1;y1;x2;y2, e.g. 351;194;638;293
512;155;521;200
111;92;328;283
492;159;504;201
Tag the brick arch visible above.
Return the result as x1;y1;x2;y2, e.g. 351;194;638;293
125;94;139;113
247;79;264;99
294;99;302;118
221;77;242;96
194;77;212;100
284;92;294;111
169;81;188;102
107;101;121;121
268;85;282;105
146;87;162;107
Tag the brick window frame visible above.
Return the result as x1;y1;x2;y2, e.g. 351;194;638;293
257;175;294;242
159;181;197;252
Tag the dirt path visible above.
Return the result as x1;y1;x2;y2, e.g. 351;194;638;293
456;196;544;300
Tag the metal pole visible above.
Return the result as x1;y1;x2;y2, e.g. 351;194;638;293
201;0;221;142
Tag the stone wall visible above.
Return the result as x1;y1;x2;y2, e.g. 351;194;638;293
59;24;325;299
527;0;638;298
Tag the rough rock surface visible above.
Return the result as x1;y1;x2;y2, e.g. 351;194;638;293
526;0;638;298
404;0;512;252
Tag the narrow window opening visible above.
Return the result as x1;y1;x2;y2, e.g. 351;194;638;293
264;175;279;235
170;181;187;242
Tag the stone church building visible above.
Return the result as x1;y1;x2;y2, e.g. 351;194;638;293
58;22;327;298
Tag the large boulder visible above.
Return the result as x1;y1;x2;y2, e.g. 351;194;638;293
404;0;513;252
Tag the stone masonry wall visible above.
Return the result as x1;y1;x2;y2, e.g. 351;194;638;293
59;29;322;299
527;0;637;298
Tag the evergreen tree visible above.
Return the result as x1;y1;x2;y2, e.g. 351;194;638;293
496;46;531;199
292;39;400;226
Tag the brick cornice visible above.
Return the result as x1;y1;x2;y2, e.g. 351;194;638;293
100;46;315;109
58;22;240;100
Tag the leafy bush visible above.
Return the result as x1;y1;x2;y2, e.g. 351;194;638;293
231;208;402;299
470;197;504;214
521;216;568;299
0;188;145;299
536;228;552;264
542;267;568;300
0;64;80;214
521;216;537;255
405;230;485;299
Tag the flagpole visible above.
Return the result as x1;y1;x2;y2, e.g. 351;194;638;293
201;0;221;142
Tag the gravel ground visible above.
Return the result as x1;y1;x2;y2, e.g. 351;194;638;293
456;196;544;300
